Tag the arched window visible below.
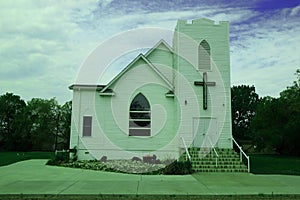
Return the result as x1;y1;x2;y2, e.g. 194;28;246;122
198;40;211;71
129;93;151;136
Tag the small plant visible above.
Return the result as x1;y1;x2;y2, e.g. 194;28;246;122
163;160;193;175
56;151;69;161
46;156;193;175
46;150;69;165
69;146;78;162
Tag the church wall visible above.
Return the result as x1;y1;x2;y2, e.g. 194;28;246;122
105;60;178;154
146;44;174;84
71;58;181;161
70;88;107;160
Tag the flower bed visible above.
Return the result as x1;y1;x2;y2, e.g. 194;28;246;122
48;159;166;174
47;158;192;175
103;160;166;174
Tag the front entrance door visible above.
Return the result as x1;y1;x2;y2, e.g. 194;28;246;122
192;117;217;147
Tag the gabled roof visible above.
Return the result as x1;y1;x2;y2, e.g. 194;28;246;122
144;39;173;57
100;53;173;93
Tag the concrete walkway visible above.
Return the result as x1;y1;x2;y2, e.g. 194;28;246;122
0;160;299;195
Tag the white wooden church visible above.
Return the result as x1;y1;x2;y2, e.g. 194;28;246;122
69;18;239;167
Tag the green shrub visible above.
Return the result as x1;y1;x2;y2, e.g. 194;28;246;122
46;151;69;165
0;152;54;166
69;146;78;162
163;160;193;175
55;151;69;162
46;158;59;165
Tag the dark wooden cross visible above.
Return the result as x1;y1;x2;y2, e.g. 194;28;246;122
194;72;216;110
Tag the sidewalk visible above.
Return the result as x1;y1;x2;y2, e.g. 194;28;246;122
0;160;299;195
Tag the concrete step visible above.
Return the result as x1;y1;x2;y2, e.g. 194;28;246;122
197;168;248;173
180;147;249;173
192;160;243;165
192;164;247;169
192;158;242;162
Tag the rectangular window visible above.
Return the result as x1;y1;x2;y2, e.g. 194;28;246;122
83;116;92;137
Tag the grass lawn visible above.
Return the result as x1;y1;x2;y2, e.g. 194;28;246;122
0;160;300;199
0;151;54;166
0;194;300;200
0;154;300;199
250;154;300;175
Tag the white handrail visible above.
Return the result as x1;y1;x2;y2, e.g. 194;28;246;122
180;136;191;161
207;137;219;167
232;137;250;172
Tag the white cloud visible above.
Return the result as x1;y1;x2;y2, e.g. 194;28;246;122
0;0;99;103
0;0;299;103
230;7;300;97
290;5;300;16
85;6;257;85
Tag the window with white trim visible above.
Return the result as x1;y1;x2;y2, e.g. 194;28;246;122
83;116;92;137
129;93;151;136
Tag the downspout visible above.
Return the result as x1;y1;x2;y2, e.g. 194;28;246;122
77;88;81;149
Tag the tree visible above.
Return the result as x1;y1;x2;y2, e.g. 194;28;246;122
251;70;300;156
231;85;259;141
13;106;33;151
54;101;72;150
0;92;71;151
0;93;26;150
251;96;283;152
24;98;59;151
277;70;300;155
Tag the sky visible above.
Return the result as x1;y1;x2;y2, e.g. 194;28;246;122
1;0;300;103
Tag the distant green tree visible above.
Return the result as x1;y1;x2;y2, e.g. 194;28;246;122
251;70;300;156
251;96;283;152
0;93;26;150
277;69;300;155
25;98;59;151
0;92;71;151
13;98;71;151
54;101;72;150
231;85;259;141
13;105;33;151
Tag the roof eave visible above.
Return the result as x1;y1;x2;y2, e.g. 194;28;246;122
69;84;106;91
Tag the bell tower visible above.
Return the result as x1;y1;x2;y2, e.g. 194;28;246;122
173;18;232;148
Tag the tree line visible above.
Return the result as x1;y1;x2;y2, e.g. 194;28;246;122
232;70;300;156
0;95;71;151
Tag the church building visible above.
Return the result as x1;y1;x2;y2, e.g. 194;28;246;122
68;18;247;172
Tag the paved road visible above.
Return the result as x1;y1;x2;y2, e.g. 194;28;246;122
0;160;299;195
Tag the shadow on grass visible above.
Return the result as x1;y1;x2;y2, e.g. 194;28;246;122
0;152;54;166
250;154;300;175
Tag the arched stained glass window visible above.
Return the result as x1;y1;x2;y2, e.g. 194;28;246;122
129;93;151;136
198;40;211;71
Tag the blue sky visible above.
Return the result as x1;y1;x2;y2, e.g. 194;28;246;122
1;0;299;103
